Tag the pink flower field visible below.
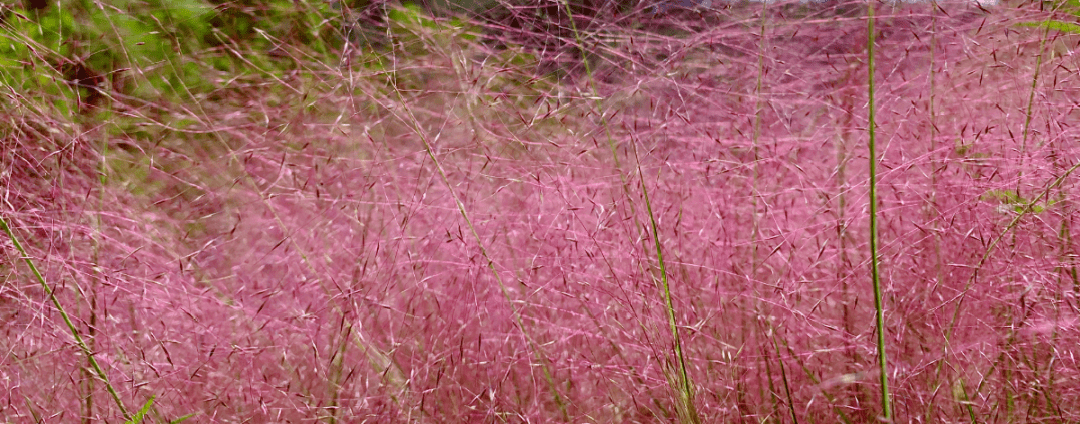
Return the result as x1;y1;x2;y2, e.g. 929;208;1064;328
2;0;1079;422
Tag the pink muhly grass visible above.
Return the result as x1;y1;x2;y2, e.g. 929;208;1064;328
2;0;1080;422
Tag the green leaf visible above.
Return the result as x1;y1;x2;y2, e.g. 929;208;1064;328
170;412;198;423
124;395;155;424
1017;20;1080;34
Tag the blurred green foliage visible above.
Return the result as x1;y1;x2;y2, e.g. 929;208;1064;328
386;2;479;52
203;0;342;66
0;0;218;110
1017;0;1080;33
0;0;349;113
0;0;560;119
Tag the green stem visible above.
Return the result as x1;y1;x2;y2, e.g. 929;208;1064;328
638;161;700;424
557;2;698;421
865;1;892;420
0;217;133;421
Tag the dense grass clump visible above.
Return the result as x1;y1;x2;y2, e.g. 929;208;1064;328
3;0;1080;422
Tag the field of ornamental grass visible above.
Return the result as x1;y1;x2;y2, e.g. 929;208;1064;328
2;0;1080;422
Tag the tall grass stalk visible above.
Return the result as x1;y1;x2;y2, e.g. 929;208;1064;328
634;141;701;424
1048;186;1074;416
559;1;699;422
1020;3;1055;169
864;0;892;420
922;1;954;420
0;217;133;421
750;3;777;420
84;123;110;424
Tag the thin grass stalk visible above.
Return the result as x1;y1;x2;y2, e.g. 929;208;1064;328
759;331;780;420
632;141;701;424
926;0;942;297
752;0;767;278
23;397;43;422
836;82;854;352
766;323;798;424
1048;188;1077;418
555;5;659;382
922;1;951;420
751;4;777;420
1020;2;1055;161
831;54;860;417
557;2;698;421
0;217;133;421
864;1;892;420
84;124;112;424
325;319;351;424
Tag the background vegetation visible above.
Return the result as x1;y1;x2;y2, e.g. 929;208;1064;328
2;0;1080;422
